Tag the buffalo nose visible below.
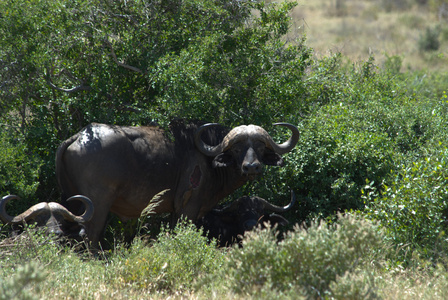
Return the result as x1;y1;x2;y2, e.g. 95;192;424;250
79;228;87;237
242;162;261;175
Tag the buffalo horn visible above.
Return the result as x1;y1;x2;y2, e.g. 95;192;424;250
0;195;51;224
266;123;300;155
49;195;94;223
260;190;296;213
194;123;224;157
0;195;94;225
0;195;19;223
195;123;299;157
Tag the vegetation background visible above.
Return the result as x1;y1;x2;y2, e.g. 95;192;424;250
1;0;448;298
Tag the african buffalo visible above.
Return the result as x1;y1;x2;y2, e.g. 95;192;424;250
0;195;93;239
56;120;299;247
198;190;296;247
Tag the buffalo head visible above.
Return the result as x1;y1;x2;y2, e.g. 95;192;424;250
195;123;299;178
0;195;94;239
198;190;296;247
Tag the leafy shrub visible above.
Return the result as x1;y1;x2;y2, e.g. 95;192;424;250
408;71;448;101
418;26;440;52
329;270;378;300
203;214;383;298
0;261;45;300
383;54;404;75
0;129;42;214
248;56;445;223
364;145;448;264
0;0;311;132
289;104;395;217
118;219;224;293
153;1;312;125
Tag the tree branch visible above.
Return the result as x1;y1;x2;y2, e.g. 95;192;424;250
47;81;92;93
105;38;144;74
46;67;92;93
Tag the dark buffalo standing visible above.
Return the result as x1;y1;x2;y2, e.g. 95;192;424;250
0;195;94;239
198;191;296;247
56;120;299;246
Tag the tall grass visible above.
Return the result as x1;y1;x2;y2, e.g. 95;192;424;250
3;214;448;299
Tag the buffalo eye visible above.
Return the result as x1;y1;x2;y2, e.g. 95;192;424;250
253;141;266;154
230;144;244;157
262;149;284;166
213;152;234;168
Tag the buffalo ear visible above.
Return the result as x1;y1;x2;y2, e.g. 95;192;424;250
262;150;284;167
212;152;234;168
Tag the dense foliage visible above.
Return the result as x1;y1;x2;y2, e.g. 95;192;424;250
2;0;448;297
0;130;42;213
0;0;313;201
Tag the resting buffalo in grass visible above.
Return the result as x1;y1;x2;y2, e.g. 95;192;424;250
198;191;296;247
56;120;299;247
0;195;93;240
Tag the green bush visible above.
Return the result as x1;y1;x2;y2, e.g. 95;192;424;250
0;0;310;132
0;129;42;215
418;26;441;52
290;104;396;216
249;58;398;218
383;54;404;75
359;87;448;264
118;219;224;293
202;214;383;298
0;261;45;300
152;1;312;125
247;56;446;223
365;145;448;264
408;71;448;101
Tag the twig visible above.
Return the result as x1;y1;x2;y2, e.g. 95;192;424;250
105;37;144;74
46;67;92;93
47;81;92;93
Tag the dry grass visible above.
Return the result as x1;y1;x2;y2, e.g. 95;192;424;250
377;265;448;300
287;0;448;71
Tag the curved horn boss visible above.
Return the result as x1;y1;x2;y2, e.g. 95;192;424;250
0;195;94;225
50;195;94;223
0;195;51;224
267;123;300;155
194;123;300;157
258;190;296;213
